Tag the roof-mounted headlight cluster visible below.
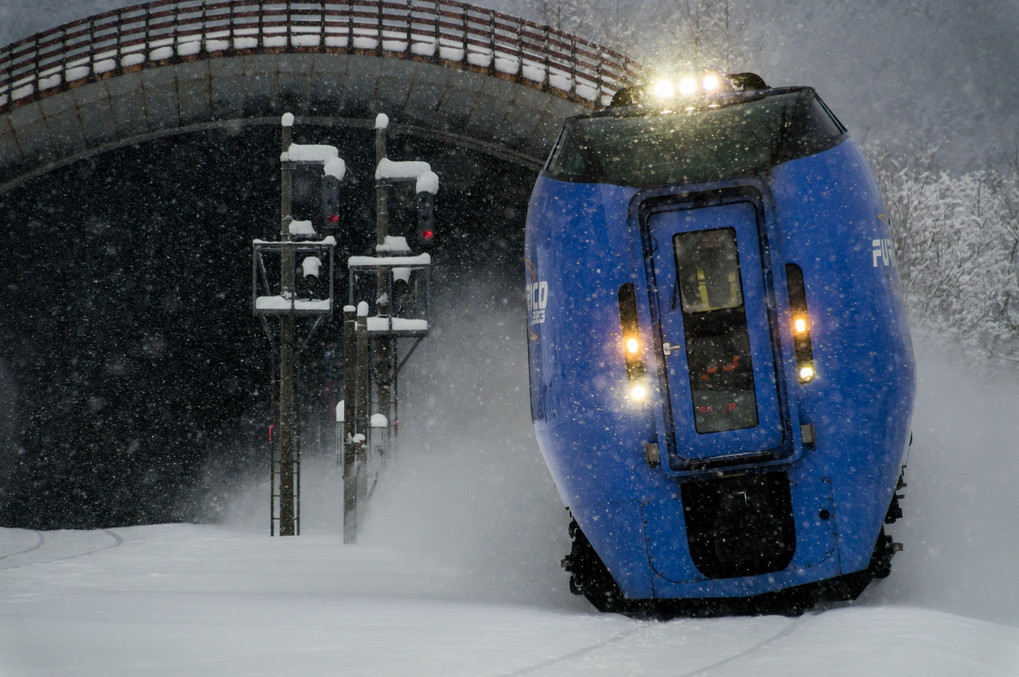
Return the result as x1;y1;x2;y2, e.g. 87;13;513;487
610;70;767;109
651;72;727;101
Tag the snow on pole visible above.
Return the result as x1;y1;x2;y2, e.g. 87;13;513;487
375;113;390;130
416;170;439;195
281;144;340;163
347;253;431;267
376;235;411;253
282;112;295;127
375;158;434;182
323;157;346;180
302;256;322;278
289;220;316;237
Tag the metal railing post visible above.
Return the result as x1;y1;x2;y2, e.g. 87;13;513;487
487;8;495;74
433;0;440;54
200;3;207;55
2;49;9;107
320;0;327;53
542;25;549;91
460;4;466;66
515;18;523;77
144;5;151;62
258;0;265;50
569;36;577;97
404;0;410;51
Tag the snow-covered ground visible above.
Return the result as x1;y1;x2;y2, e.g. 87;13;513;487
2;330;1019;675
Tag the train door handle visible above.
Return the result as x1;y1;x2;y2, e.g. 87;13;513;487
663;342;677;356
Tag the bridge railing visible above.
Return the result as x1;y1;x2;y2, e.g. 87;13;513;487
0;0;645;114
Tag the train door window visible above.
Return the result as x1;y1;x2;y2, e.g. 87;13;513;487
672;227;759;434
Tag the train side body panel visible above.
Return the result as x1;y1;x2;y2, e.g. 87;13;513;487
768;141;915;574
526;180;659;597
526;134;915;603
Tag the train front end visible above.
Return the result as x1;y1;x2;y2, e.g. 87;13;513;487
525;73;915;613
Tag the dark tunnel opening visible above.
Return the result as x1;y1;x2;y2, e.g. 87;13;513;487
0;121;537;529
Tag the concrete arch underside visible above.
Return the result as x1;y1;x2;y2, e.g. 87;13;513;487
0;52;589;192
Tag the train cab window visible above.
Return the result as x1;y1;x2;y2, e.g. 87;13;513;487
675;228;744;313
673;228;759;434
544;87;846;188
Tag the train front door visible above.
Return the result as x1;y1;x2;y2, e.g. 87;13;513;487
644;199;785;468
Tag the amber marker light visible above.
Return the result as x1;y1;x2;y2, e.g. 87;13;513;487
618;283;648;405
787;264;816;385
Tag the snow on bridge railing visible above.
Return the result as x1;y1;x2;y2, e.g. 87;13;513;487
0;0;645;114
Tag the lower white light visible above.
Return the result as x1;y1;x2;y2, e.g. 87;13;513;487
630;383;648;402
799;366;815;381
678;77;697;96
702;74;720;91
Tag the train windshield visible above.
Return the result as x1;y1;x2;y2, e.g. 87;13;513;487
673;228;759;434
545;88;845;187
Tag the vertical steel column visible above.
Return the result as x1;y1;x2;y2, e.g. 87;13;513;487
355;305;370;532
375;118;393;434
278;115;298;536
342;305;358;543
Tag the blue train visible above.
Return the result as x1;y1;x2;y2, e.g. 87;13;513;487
525;71;915;614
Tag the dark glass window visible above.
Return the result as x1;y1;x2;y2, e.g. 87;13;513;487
545;88;845;188
673;228;758;434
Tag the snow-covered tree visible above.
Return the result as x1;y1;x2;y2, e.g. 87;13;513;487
510;0;638;54
870;145;1019;362
659;0;758;72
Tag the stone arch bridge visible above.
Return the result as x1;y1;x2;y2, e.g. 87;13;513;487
0;0;643;192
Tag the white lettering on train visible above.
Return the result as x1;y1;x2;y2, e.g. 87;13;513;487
872;238;896;268
526;281;549;324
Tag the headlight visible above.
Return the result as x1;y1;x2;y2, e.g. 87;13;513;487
652;79;675;99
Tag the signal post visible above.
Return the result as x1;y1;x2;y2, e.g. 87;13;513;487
253;112;437;540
